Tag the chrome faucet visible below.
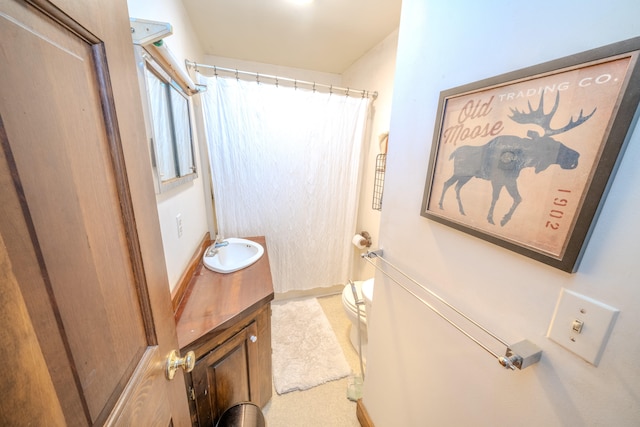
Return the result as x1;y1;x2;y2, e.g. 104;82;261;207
214;240;229;248
205;236;229;257
214;236;229;248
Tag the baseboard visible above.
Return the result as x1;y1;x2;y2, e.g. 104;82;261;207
273;284;345;301
171;232;210;315
356;399;374;427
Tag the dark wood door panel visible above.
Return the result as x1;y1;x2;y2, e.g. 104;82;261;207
1;0;190;424
1;3;147;420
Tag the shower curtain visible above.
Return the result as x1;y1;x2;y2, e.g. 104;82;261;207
199;74;370;293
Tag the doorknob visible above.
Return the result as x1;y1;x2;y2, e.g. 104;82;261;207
165;349;195;380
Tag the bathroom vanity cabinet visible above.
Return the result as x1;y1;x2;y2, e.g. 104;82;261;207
175;236;274;427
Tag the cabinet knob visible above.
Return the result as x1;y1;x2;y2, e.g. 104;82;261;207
165;349;196;380
250;335;258;343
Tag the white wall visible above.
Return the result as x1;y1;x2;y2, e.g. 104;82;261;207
343;30;398;282
363;1;640;426
127;0;210;291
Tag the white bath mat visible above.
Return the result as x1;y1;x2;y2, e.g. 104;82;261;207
271;298;352;394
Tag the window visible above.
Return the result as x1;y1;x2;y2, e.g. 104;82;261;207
135;46;197;193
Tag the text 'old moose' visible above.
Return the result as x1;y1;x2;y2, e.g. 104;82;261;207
438;92;596;226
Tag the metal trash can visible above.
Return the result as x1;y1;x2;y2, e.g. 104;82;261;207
216;402;266;427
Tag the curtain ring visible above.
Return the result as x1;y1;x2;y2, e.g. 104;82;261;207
256;73;260;84
362;90;366;98
312;82;316;92
345;87;350;96
329;85;333;95
294;79;297;90
213;65;218;77
275;76;279;87
235;69;239;81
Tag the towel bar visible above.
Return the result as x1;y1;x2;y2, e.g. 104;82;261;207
361;249;542;370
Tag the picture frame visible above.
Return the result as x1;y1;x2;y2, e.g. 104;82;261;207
421;37;640;273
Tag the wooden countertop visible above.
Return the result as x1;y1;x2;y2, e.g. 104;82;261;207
175;236;274;350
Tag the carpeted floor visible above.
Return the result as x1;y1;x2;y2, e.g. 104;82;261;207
263;293;362;426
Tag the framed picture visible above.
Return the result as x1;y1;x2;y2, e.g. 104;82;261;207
421;37;640;272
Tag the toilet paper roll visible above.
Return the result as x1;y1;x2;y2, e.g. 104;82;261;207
352;234;367;250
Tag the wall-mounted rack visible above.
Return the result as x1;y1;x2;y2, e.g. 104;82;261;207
361;249;542;370
372;153;386;211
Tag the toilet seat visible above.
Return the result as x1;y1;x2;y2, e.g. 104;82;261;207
342;282;364;315
342;280;373;322
342;279;374;361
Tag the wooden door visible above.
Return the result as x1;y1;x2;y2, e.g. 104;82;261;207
0;0;190;425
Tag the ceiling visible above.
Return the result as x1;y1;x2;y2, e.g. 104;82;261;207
181;0;402;74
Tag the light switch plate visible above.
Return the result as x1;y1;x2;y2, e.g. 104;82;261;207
547;288;619;366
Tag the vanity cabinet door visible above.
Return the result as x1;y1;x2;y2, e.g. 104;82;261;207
192;321;260;426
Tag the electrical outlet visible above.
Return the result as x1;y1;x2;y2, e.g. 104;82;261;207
547;288;619;366
176;214;183;238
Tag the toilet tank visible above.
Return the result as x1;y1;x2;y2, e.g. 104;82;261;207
362;278;374;319
361;278;374;303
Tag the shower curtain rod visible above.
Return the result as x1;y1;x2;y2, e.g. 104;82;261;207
185;60;378;99
361;249;543;371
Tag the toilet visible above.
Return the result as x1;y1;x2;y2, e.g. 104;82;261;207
342;278;374;363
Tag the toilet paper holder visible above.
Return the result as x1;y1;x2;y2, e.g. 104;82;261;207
354;231;372;248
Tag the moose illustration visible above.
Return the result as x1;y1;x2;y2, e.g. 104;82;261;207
438;92;595;226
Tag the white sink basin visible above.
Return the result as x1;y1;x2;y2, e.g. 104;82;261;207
202;238;264;274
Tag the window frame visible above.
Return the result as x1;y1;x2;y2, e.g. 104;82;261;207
134;45;197;193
